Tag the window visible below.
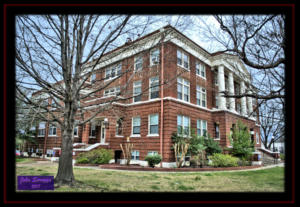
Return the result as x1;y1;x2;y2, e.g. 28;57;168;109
177;115;190;136
104;86;120;97
116;118;123;136
48;124;57;136
89;124;96;137
132;117;141;135
196;85;207;107
149;76;159;99
215;123;220;139
197;119;207;137
91;73;96;83
74;126;78;137
177;77;190;102
38;122;46;136
105;63;122;80
196;61;206;78
256;132;260;144
134;55;143;71
133;81;142;102
177;49;189;69
131;150;140;160
148;151;158;156
215;95;219;108
149;114;159;135
150;48;159;66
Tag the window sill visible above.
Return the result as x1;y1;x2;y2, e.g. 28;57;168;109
130;134;141;138
196;74;206;80
214;138;220;140
115;135;124;138
89;136;96;139
177;64;190;71
104;76;118;82
147;134;159;137
48;135;57;137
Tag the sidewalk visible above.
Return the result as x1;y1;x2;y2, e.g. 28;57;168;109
73;163;284;173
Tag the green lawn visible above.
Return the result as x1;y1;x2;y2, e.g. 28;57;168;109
16;161;284;192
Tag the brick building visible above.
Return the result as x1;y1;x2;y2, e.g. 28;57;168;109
27;25;261;167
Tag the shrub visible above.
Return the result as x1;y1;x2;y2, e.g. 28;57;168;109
145;154;162;167
76;157;89;164
75;148;113;164
208;153;239;167
280;153;285;160
204;135;222;156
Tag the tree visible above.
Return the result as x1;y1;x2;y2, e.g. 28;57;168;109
15;15;167;185
171;132;190;168
259;99;284;150
15;14;190;185
230;121;255;160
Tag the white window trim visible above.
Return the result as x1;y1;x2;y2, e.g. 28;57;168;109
149;76;159;100
48;124;57;137
177;77;190;102
150;48;160;66
131;150;140;160
147;151;158;156
177;49;190;70
89;124;96;138
197;119;207;137
256;132;260;144
196;61;206;79
196;85;207;108
103;86;120;97
38;122;46;137
148;113;159;136
133;81;142;103
131;116;141;137
134;55;143;71
214;123;220;140
177;115;191;137
104;63;122;81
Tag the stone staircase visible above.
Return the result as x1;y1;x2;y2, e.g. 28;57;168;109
258;148;281;166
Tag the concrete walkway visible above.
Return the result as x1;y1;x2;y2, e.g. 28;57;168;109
73;163;284;173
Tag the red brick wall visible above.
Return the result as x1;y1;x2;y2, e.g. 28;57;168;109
26;41;261;163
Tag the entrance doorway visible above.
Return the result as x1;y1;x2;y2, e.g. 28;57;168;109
114;150;122;164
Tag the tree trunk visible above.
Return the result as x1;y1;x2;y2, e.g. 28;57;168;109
54;129;75;186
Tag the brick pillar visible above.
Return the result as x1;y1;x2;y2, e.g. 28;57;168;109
82;123;90;144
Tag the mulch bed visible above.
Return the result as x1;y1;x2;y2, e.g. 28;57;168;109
99;164;262;172
74;163;101;166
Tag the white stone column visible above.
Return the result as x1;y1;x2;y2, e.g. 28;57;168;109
217;65;226;110
247;91;253;116
240;81;247;116
228;71;235;111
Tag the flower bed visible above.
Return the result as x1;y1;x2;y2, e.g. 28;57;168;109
99;164;262;172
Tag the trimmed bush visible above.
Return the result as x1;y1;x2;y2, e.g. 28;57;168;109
75;148;113;164
76;157;89;164
145;154;162;168
208;153;239;167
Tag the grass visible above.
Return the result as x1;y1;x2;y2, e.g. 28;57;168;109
16;161;284;192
